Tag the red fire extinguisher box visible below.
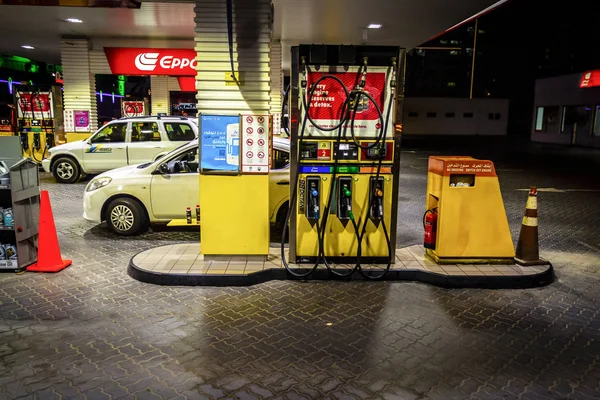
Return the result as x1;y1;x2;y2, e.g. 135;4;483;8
424;156;515;264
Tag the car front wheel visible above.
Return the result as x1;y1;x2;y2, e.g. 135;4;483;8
52;157;80;184
106;198;148;236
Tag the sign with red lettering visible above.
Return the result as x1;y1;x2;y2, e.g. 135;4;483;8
305;71;387;137
15;92;52;118
104;48;196;76
580;70;600;88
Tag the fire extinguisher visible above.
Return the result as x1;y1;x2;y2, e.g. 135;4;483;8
423;208;438;249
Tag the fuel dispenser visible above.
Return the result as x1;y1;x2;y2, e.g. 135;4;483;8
14;88;57;163
283;45;404;280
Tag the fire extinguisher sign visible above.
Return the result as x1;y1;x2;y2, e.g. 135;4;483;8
305;69;389;137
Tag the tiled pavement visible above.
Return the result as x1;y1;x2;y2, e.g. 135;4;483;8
1;141;600;399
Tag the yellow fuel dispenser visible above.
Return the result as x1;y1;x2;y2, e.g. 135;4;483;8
283;45;405;279
424;156;515;264
14;89;57;163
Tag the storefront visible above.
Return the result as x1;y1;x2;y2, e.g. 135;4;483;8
531;70;600;148
62;40;198;141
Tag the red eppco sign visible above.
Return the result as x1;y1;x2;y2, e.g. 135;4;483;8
580;70;600;88
104;48;196;76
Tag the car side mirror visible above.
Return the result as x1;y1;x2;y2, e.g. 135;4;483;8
158;164;170;174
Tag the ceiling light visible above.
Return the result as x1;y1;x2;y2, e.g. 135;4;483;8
66;18;83;23
368;24;382;29
21;45;35;50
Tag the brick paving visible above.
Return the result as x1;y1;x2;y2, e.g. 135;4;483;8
1;140;600;399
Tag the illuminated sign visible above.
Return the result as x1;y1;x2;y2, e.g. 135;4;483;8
104;48;196;76
580;70;600;88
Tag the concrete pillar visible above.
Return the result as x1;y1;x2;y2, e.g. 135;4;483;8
194;0;271;114
270;39;283;135
194;0;273;257
150;76;169;115
60;39;98;133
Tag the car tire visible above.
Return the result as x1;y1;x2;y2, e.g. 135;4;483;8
105;197;148;236
52;157;80;184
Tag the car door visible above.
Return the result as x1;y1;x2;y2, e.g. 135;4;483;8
149;146;200;220
269;144;290;221
127;120;166;165
82;122;129;172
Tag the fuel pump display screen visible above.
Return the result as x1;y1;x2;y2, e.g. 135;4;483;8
300;142;319;160
333;143;359;160
365;145;385;159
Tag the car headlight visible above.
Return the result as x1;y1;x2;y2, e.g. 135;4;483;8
86;177;112;192
46;151;52;159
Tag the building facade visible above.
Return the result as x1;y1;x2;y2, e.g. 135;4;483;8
403;98;508;136
531;72;600;148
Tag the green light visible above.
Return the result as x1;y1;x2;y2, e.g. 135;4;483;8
29;64;39;73
10;55;31;63
342;187;351;197
118;81;125;96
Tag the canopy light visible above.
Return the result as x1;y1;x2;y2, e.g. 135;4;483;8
21;45;35;50
66;18;83;23
368;24;382;29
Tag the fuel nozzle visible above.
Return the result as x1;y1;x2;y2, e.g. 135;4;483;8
342;185;354;221
370;178;385;220
374;187;384;219
310;188;320;220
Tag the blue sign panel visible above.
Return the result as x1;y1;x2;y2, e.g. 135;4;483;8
299;166;332;173
199;114;240;172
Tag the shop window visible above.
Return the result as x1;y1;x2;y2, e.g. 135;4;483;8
427;112;437;118
164;123;196;141
536;106;560;132
445;112;455;118
408;111;418;117
91;123;127;143
561;105;592;135
593;105;600;137
463;112;474;118
131;122;160;142
272;149;289;170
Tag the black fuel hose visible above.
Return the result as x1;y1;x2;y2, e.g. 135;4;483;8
356;69;395;280
281;72;353;277
317;95;362;278
308;70;366;278
282;84;290;137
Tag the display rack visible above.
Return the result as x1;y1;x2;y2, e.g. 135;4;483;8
0;158;39;271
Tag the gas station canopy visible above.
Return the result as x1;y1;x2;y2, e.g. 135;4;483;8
0;0;503;68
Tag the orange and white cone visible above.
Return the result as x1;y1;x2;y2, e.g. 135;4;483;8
515;186;549;266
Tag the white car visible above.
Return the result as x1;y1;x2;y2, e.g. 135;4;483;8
83;137;290;236
42;116;198;183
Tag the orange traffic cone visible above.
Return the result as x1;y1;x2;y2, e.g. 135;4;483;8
515;186;549;266
27;190;72;273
